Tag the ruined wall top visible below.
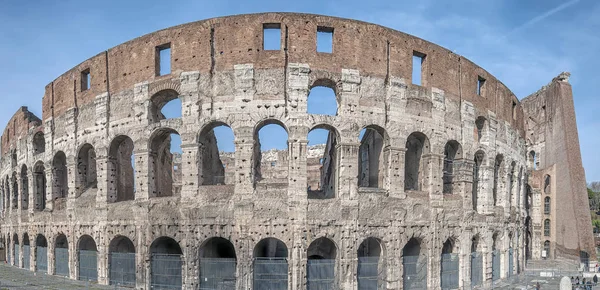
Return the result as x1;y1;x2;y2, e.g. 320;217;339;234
1;107;41;155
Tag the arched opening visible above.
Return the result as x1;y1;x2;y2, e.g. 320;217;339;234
76;144;97;195
492;154;503;206
440;238;459;289
443;140;463;194
404;132;430;191
307;83;338;116
525;216;532;260
150;237;183;289
253;238;289;289
543;175;551;195
472;150;485;211
508;161;516;208
11;172;17;209
307;125;338;199
23;233;30;270
108;136;135;202
470;236;483;287
253;121;288;185
475;116;487;143
108;235;136;287
358;126;387;189
544;219;550;237
198;123;235;185
528;150;537;170
544;197;551;214
54;234;69;277
35;234;48;273
52;151;68;200
357;237;384;290
150;89;181;122
543;241;550;260
33;161;46;211
402;238;426;289
78;235;98;282
307;237;336;290
12;233;19;267
199;237;237;290
492;234;500;281
33;132;45;154
149;128;182;197
20;165;28;210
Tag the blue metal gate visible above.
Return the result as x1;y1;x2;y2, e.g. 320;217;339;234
492;250;500;281
150;254;182;289
441;253;459;290
358;256;380;290
109;252;136;287
508;248;514;277
14;245;19;267
55;247;69;276
307;259;335;290
253;257;288;290
199;258;236;290
403;255;427;290
23;245;30;270
37;246;48;273
470;252;483;286
78;250;98;281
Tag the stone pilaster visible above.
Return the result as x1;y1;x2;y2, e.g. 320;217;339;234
384;147;406;198
336;143;359;200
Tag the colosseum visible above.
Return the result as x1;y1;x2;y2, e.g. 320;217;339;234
0;12;595;290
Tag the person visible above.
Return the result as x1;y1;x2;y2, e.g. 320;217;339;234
536;281;540;289
594;274;598;284
576;276;580;285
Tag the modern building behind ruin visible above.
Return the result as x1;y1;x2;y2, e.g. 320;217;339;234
0;13;594;289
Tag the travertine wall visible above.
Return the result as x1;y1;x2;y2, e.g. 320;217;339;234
0;12;589;290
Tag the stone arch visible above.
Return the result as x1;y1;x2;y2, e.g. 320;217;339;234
307;237;337;289
108;235;136;287
77;235;98;281
402;237;426;289
12;232;19;267
51;151;68;199
358;125;389;189
149;236;183;289
33;161;46;211
404;132;430;191
33;131;45;154
149;88;181;122
10;171;17;209
442;140;463;194
198;121;235;185
543;174;551;195
475;116;487;142
253;238;289;290
108;135;135;202
199;237;237;290
492;154;504;206
54;233;69;277
472;150;485;211
307;78;338;116
20;164;28;210
440;237;459;289
22;232;30;269
528;150;538;169
148;127;181;197
357;237;385;290
544;219;550;236
76;143;97;195
253;119;289;184
307;123;340;199
35;234;48;273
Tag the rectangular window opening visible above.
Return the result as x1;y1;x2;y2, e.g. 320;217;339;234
156;43;171;76
412;51;426;85
263;23;281;50
512;101;517;120
81;69;90;91
317;26;334;53
477;76;486;96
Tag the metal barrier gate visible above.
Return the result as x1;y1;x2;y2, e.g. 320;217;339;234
55;247;69;276
199;258;236;290
253;257;288;290
441;253;459;290
150;253;182;290
109;252;136;287
403;255;427;290
37;246;48;273
470;252;483;287
492;250;500;281
23;245;30;269
508;248;513;277
357;256;380;290
14;245;19;267
78;250;98;281
307;259;335;290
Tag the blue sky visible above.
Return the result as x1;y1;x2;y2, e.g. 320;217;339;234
1;0;599;181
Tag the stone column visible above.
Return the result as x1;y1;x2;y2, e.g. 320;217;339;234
47;239;55;275
44;165;54;211
287;133;308;218
69;234;77;280
180;142;200;201
134;149;153;200
425;153;444;206
27;167;35;215
385;146;406;198
336;143;359;200
15;171;22;216
95;152;109;206
97;241;109;285
233;127;254;199
454;158;474;210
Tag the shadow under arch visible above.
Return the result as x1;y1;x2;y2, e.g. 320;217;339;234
253;238;289;289
199;237;237;290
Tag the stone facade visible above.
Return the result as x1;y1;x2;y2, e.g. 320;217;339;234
0;12;593;290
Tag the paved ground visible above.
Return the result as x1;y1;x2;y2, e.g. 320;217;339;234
0;263;113;290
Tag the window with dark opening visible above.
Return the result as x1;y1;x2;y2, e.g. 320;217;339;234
544;219;550;236
358;126;387;189
307;126;337;199
403;238;426;289
263;23;281;50
149;129;182;197
317;26;333;53
544;197;550;214
442;140;462;194
81;69;90;91
412;51;426;85
404;132;430;191
477;76;485;96
512;100;517;120
156;43;171;76
358;238;384;289
307;237;336;289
